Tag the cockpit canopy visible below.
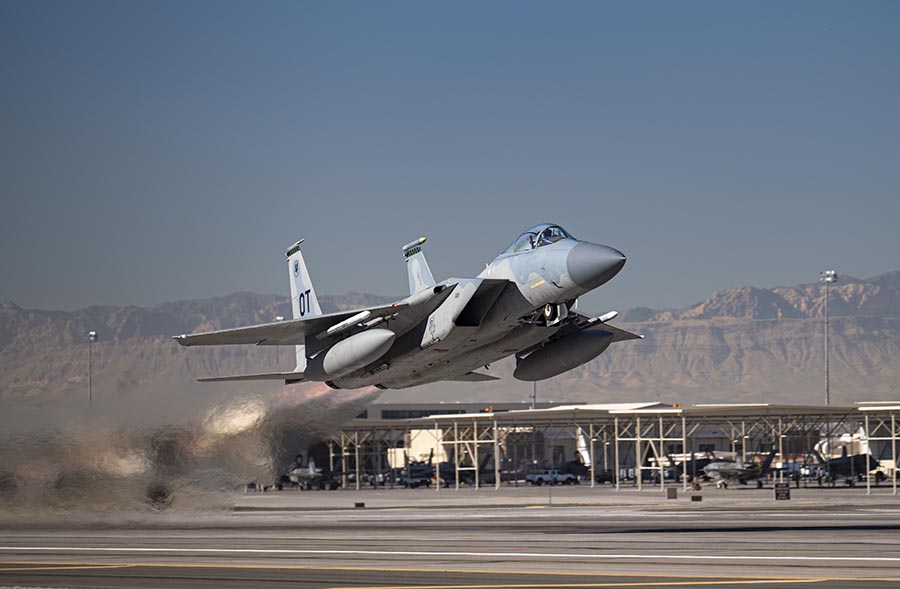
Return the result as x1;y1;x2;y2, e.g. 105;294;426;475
502;224;574;254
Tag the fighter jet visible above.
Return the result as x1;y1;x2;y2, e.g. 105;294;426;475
665;451;719;482
174;223;641;389
703;450;777;489
811;446;881;482
287;457;339;491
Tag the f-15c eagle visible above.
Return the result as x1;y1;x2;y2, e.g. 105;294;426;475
174;223;641;389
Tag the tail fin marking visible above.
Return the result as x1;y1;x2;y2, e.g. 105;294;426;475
286;239;322;372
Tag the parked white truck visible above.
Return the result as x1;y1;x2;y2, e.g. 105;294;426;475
525;469;578;485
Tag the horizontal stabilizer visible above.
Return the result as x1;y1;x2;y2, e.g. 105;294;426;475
446;371;500;382
198;371;305;384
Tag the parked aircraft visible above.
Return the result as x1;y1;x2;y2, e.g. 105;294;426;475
559;426;593;477
174;224;640;389
666;452;720;482
812;446;882;482
402;449;435;488
704;450;777;489
438;453;495;487
287;457;339;490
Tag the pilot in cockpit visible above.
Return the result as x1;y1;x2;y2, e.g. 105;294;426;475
536;225;567;246
504;224;573;255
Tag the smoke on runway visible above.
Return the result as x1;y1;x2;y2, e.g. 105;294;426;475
0;382;379;521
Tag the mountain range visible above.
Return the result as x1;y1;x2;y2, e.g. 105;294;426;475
2;272;899;407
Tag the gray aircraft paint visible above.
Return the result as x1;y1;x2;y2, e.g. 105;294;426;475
304;328;396;381
175;223;640;389
703;450;777;488
404;238;436;296
513;327;614;381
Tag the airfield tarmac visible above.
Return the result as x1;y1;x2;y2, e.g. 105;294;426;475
2;485;899;588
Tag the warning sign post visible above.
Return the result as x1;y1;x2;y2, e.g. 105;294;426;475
774;482;791;500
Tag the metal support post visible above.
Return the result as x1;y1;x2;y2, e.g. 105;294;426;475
614;417;621;491
589;423;596;489
893;413;897;496
682;415;688;492
692;421;702;483
778;417;784;483
513;431;519;487
636;416;642;491
493;420;501;490
354;431;360;491
658;415;665;491
340;432;348;489
454;421;460;491
473;420;480;490
603;431;609;476
865;413;871;495
403;424;411;489
374;434;383;489
435;421;441;492
741;419;747;462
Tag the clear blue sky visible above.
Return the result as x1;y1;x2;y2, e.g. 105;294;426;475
2;1;898;313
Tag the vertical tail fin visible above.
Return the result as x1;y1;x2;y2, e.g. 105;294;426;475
576;426;591;466
403;237;436;295
286;240;322;372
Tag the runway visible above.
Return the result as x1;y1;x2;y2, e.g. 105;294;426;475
2;485;899;588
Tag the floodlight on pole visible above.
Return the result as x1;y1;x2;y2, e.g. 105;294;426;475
819;270;837;406
87;330;98;403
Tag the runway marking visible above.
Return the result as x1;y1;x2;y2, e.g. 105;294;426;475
330;575;822;589
328;581;826;588
3;562;899;585
2;546;900;563
0;564;132;572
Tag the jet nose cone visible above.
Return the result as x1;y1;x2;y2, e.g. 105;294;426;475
566;242;626;290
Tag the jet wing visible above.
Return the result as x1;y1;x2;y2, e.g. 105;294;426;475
173;303;405;347
592;322;643;343
573;312;643;342
446;371;501;382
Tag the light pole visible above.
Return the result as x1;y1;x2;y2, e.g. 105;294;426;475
274;316;284;366
819;270;837;482
87;330;97;402
819;270;837;406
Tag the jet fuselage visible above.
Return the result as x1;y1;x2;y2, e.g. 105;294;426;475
331;231;626;389
176;223;639;390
